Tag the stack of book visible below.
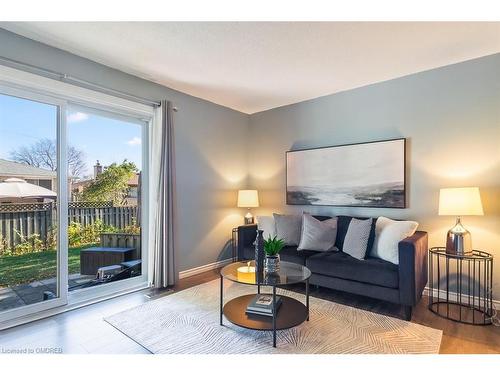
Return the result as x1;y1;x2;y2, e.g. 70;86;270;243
246;294;282;317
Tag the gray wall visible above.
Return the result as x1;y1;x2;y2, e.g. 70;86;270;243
2;28;499;298
248;54;500;299
0;29;250;275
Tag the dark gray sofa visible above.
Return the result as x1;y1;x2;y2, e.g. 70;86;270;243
237;215;428;321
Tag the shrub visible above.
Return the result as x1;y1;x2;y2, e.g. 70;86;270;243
67;219;118;247
46;225;57;250
0;219;141;258
122;217;141;235
2;231;46;256
0;236;10;257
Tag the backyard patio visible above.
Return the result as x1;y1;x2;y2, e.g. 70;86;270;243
0;246;94;311
0;274;95;311
0;232;141;312
0;198;141;312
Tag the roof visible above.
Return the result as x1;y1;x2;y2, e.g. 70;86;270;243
71;173;139;189
0;159;57;179
128;174;139;186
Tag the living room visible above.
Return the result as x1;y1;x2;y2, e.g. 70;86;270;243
0;0;499;372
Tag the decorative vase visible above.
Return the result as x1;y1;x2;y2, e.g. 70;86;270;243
264;254;280;273
264;271;281;285
255;229;265;278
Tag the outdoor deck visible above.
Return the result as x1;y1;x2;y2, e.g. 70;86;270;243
0;273;95;311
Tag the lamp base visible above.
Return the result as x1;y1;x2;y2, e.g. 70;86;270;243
244;211;254;225
445;217;472;255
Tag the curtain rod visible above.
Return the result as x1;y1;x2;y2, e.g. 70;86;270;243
0;56;162;108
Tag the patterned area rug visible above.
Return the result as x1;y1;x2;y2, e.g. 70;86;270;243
104;279;442;354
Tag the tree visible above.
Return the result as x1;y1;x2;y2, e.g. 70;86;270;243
80;161;137;205
10;138;86;177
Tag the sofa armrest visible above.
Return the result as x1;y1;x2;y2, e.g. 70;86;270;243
398;231;428;306
237;224;257;260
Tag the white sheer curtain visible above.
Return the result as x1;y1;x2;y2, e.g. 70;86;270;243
148;100;175;288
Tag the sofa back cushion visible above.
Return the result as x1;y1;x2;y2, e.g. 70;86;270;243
265;213;378;252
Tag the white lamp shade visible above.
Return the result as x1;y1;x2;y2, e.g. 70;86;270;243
237;190;259;208
438;187;484;216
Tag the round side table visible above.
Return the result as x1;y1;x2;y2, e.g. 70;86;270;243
428;247;493;325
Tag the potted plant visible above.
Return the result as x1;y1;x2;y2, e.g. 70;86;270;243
263;236;285;273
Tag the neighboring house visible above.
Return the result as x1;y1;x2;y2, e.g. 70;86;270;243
70;161;140;205
123;173;139;206
0;158;57;203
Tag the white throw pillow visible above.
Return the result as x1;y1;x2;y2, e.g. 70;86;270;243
256;216;276;240
372;216;419;265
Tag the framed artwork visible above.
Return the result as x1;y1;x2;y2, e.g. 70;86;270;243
286;138;406;208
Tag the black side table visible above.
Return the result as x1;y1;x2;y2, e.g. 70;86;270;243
231;224;256;262
428;247;493;325
231;227;238;262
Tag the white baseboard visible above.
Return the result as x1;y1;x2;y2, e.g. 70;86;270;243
423;286;500;307
178;258;233;279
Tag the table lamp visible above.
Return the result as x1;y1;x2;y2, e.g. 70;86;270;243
237;189;259;224
438;187;483;255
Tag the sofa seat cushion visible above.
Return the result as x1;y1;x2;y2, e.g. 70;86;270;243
306;251;399;289
242;245;317;266
279;246;318;265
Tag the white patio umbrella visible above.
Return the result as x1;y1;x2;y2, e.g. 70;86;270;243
0;178;57;199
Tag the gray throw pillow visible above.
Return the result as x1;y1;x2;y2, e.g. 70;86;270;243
298;214;338;252
257;215;276;241
343;218;373;260
273;213;302;246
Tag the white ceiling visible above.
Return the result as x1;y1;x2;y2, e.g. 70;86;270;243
2;22;500;114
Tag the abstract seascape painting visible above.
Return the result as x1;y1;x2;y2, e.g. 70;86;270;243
286;138;406;208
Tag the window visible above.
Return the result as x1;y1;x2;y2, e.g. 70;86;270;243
39;179;52;190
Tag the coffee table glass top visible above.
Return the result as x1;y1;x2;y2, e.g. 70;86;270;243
221;260;311;286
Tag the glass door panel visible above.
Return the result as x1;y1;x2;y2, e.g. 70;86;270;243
66;105;145;294
0;90;67;322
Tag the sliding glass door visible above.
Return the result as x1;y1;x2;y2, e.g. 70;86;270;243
0;81;150;326
0;87;68;323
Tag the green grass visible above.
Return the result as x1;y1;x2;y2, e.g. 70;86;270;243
0;245;94;287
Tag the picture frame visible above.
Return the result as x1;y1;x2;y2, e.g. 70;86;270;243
286;138;406;208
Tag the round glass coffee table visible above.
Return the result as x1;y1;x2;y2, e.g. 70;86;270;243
220;260;311;347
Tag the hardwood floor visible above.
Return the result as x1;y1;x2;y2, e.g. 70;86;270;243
0;268;498;354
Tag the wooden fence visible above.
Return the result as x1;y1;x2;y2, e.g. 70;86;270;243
100;232;141;260
0;202;138;250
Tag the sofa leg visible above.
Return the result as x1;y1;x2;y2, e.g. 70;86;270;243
403;305;412;321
